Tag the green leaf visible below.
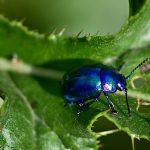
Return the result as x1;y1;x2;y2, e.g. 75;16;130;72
0;72;36;149
0;0;150;149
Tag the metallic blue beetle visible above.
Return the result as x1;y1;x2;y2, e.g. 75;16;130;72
62;58;150;116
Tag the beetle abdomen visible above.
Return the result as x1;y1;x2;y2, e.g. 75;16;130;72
63;76;101;101
62;67;102;102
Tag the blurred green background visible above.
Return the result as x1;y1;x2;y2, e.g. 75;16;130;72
0;0;149;149
0;0;128;36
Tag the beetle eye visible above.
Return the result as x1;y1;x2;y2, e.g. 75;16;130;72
117;83;123;91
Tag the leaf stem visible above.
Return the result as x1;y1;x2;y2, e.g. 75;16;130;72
131;134;136;150
0;58;64;80
97;129;120;137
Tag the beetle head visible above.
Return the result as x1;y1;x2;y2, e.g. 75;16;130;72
116;75;127;91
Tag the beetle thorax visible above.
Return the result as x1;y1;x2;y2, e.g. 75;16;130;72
101;68;127;93
116;74;127;91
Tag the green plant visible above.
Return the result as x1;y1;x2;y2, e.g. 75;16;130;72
0;0;150;149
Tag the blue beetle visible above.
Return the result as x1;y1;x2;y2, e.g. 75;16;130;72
62;58;150;116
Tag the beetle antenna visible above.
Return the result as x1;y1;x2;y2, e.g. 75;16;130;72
125;57;150;80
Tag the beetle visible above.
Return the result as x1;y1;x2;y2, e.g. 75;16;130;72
62;58;150;116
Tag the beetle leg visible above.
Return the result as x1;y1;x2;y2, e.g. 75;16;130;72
77;103;92;115
118;63;125;71
77;107;85;115
65;101;74;107
77;100;85;107
77;100;88;115
104;92;117;114
77;95;100;115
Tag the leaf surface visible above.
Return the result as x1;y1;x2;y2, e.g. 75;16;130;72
0;0;150;149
